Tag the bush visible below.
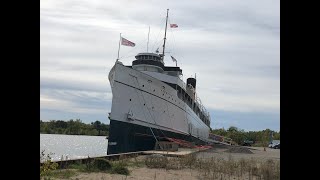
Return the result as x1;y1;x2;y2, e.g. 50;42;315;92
40;150;58;177
85;158;94;171
180;154;196;168
93;158;112;171
145;154;168;168
111;163;130;175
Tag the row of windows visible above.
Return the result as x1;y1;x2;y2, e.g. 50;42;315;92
164;82;210;127
136;55;160;61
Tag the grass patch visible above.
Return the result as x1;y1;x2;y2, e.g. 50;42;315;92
47;169;77;179
93;158;112;171
145;154;168;168
79;158;113;173
126;160;145;168
68;162;86;170
111;162;130;175
68;158;130;176
143;154;280;179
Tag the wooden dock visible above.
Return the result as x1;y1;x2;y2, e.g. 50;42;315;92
44;146;212;166
142;147;211;157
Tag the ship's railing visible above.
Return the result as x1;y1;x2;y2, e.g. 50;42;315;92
179;78;211;124
195;95;210;120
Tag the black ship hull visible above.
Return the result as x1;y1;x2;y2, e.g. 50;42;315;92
107;120;207;155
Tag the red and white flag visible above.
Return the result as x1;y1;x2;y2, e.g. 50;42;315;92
170;24;178;28
121;37;135;47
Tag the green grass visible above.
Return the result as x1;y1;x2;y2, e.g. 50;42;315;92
42;169;77;179
110;162;130;175
68;163;86;170
41;157;132;179
126;160;146;168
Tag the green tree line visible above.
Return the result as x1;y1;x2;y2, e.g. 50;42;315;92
40;119;109;136
211;126;280;146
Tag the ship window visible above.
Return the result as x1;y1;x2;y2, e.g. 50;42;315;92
142;85;144;87
129;99;131;101
144;104;145;106
153;89;155;92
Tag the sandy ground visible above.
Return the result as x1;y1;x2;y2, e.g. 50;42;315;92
196;145;280;162
70;168;201;180
63;146;280;180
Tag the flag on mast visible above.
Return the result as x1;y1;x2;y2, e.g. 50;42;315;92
121;37;135;47
171;56;177;66
170;24;178;28
171;56;177;62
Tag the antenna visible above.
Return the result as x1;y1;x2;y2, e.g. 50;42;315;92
147;26;150;52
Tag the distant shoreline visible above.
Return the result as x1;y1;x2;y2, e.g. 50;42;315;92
40;119;109;136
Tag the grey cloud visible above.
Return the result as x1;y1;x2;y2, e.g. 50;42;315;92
41;76;111;93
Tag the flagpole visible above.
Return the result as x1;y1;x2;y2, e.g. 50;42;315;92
147;26;150;52
117;33;121;61
162;9;169;60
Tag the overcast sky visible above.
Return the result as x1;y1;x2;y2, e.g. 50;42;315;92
40;0;280;131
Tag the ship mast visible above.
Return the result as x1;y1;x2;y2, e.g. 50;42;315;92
161;9;169;60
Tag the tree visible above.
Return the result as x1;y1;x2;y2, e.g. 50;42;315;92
92;121;102;135
227;126;238;133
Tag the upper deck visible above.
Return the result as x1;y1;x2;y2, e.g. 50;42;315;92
128;52;211;127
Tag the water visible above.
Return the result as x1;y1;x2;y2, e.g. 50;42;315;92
40;134;108;162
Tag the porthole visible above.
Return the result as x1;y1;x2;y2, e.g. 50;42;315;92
153;89;155;92
144;104;145;106
129;99;131;101
142;85;144;87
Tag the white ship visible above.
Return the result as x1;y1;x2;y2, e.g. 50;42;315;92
107;10;211;154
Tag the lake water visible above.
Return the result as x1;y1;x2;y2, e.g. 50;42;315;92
40;134;108;162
